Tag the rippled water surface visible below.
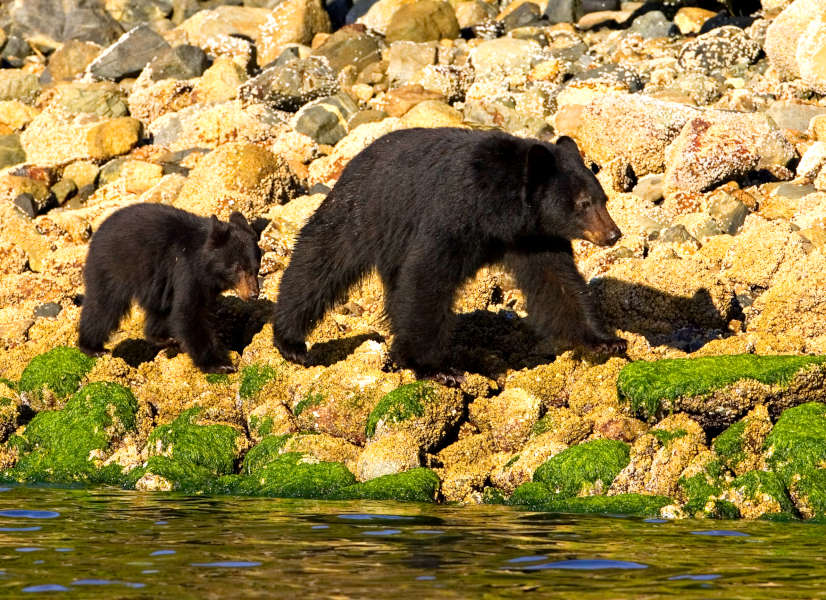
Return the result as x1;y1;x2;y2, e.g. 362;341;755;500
1;486;825;598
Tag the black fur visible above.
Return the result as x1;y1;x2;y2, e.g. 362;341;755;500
273;127;625;376
78;203;261;373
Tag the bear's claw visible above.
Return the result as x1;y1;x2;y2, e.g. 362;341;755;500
585;338;627;355
425;368;466;388
204;363;237;374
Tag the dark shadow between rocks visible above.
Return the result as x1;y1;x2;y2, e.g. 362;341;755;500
305;332;385;367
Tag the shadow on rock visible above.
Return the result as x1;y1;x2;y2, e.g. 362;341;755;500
305;332;385;367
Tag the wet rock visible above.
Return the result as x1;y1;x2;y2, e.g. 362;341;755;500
664;112;795;195
469;388;541;452
256;0;332;65
678;26;760;75
311;26;381;74
46;41;102;82
386;42;437;87
147;44;209;81
712;404;771;476
437;433;503;502
722;470;794;520
21;111;142;165
239;57;338;111
89;25;171;81
382;84;444;118
174;141;301;220
193;57;248;104
293;92;358;145
630;10;673;39
673;7;717;35
385;0;459;43
764;0;826;81
33;302;62;319
0;134;25;169
709;192;748;234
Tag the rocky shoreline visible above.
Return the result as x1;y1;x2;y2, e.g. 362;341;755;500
1;0;826;521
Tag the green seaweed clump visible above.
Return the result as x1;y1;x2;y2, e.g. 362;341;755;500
509;484;671;517
17;346;96;408
340;468;440;503
148;408;243;476
618;355;826;418
677;459;734;518
241;434;291;474
239;364;278;399
3;382;137;484
532;439;630;499
651;429;687;447
729;470;794;514
765;403;826;519
365;382;433;438
240;452;356;498
713;420;747;472
293;391;324;417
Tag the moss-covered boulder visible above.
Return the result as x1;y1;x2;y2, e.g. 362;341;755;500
0;395;20;443
239;452;356;498
509;484;671;516
239;364;279;401
618;355;826;427
722;470;794;519
713;404;772;476
341;468;440;502
531;439;630;499
764;402;826;519
17;346;96;411
2;382;137;484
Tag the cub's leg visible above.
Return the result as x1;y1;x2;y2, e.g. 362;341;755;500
78;273;132;356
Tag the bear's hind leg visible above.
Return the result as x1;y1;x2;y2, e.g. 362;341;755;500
78;277;132;356
505;250;626;355
143;308;177;348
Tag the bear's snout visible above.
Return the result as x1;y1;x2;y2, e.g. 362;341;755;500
582;204;622;247
236;272;259;300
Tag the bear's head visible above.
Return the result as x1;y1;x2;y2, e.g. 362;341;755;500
527;136;622;247
204;211;261;300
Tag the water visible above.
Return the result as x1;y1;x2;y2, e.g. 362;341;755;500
1;486;825;598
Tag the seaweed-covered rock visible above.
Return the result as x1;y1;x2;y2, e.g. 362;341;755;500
18;346;96;411
2;382;137;484
509;488;672;516
677;454;737;518
618;355;826;427
489;433;569;494
240;452;356;498
342;467;440;502
532;439;630;499
712;404;772;476
722;470;794;519
764;402;826;519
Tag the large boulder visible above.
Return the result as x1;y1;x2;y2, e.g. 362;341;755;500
764;0;826;80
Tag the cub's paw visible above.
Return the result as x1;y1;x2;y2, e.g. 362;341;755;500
148;336;180;349
274;336;310;366
584;337;627;356
423;368;466;388
78;344;106;358
202;363;237;375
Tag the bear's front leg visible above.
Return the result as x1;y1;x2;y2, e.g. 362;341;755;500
169;290;235;374
505;250;626;355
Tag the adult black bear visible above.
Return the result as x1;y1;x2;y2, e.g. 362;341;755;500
78;203;261;374
273;127;625;379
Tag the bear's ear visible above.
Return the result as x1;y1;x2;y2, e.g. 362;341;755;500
207;214;231;247
555;135;581;156
524;143;554;203
229;211;252;231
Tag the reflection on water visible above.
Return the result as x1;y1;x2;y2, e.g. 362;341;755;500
0;485;825;598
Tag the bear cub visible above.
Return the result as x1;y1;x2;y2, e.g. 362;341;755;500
273;127;625;380
78;203;261;373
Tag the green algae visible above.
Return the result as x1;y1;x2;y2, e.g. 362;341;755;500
148;408;242;476
618;355;826;418
791;470;826;519
340;468;440;503
240;452;356;498
730;470;794;514
532;439;630;499
241;434;291;475
482;486;507;505
678;459;726;516
248;414;275;438
509;483;671;516
239;364;278;399
651;429;687;447
294;391;324;417
17;346;96;407
714;420;747;472
205;373;231;385
765;403;826;488
2;382;137;484
365;382;433;438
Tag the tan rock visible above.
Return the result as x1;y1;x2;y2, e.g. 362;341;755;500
257;0;331;65
358;0;419;35
175;142;300;220
47;40;102;81
798;12;826;95
193;57;247;104
62;161;99;189
490;433;568;494
0;101;40;131
385;0;460;44
356;429;420;481
673;7;716;35
469;388;541;452
400;99;464;127
765;0;826;80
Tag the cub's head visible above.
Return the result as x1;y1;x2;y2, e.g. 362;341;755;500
204;211;261;300
525;136;621;246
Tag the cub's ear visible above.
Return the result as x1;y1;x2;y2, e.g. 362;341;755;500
229;210;252;231
208;214;231;247
524;143;555;203
555;135;581;156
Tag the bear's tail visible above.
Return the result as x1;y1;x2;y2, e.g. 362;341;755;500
272;213;371;362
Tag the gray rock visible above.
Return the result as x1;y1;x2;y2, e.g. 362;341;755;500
1;35;32;68
147;44;209;81
633;173;665;203
470;19;505;40
387;42;437;87
54;82;129;117
772;182;816;200
63;6;125;46
98;158;129;187
108;0;173;30
630;10;673;39
676;213;724;239
51;179;78;206
239;57;338;111
678;26;761;74
709;193;748;234
34;302;62;319
502;3;542;32
0;135;26;169
13;192;55;218
293;93;359;145
582;0;619;11
545;0;580;23
766;101;826;132
634;214;664;240
311;26;381;73
678;72;723;106
573;63;643;92
348;109;388;130
659;224;698;245
0;71;40;104
89;25;171;81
